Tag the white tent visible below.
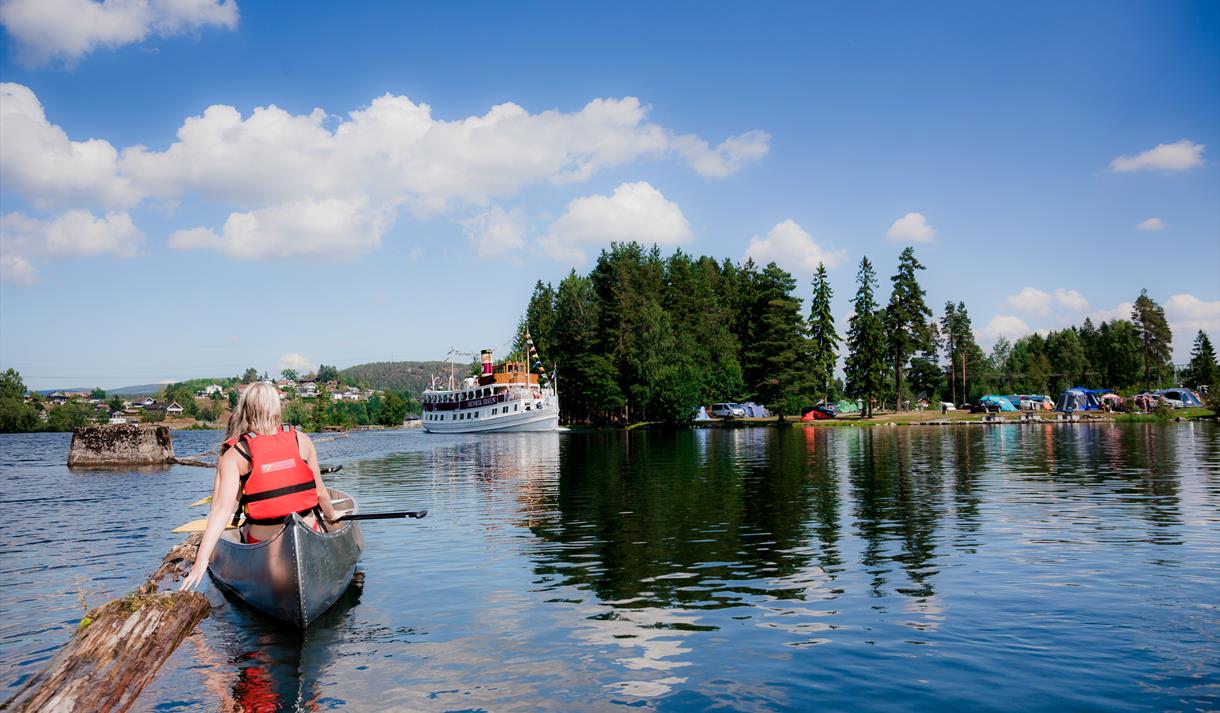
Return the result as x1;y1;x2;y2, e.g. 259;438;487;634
691;406;712;421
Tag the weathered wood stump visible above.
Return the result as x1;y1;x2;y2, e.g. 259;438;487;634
2;535;210;713
68;425;174;467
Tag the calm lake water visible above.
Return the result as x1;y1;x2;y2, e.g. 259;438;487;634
1;424;1218;711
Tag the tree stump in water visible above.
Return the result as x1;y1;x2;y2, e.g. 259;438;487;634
67;425;174;467
3;535;210;713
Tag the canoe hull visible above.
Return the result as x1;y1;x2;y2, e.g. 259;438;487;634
209;489;363;627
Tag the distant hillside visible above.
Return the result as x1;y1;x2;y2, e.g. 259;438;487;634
35;383;164;397
340;361;453;395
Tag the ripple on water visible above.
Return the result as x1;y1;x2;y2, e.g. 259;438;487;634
2;426;1219;711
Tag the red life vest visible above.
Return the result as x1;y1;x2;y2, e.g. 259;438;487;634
223;425;319;526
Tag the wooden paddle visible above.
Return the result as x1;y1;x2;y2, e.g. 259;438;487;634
172;519;237;534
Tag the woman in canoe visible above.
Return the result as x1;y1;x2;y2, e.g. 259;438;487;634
181;381;342;590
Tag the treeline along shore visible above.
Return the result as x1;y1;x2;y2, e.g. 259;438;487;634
0;365;418;434
2;243;1216;433
518;242;1219;424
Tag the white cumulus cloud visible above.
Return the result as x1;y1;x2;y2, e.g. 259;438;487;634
0;254;37;285
2;84;768;263
1110;140;1205;172
1055;288;1089;312
1090;294;1219;359
276;352;316;375
1;209;142;283
0;83;142;211
886;212;935;243
1007;287;1053;316
1136;217;1166;231
462;206;526;258
1164;293;1220;337
671;130;771;178
1090;302;1135;324
983;315;1032;340
541;182;691;265
0;0;239;67
168;196;388;259
743;219;846;273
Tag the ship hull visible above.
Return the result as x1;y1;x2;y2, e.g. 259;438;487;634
422;409;559;433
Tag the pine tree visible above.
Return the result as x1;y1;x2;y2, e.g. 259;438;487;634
940;302;959;405
808;263;838;403
884;247;933;410
844;257;887;417
952;302;979;401
1187;330;1219;390
1131;289;1173;391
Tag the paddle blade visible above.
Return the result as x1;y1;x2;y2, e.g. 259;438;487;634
172;518;238;533
189;495;212;507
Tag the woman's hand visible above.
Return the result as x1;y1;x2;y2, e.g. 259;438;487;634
180;561;207;591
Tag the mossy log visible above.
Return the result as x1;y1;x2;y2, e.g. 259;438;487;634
3;535;210;713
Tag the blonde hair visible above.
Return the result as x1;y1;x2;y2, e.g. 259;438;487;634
226;381;282;440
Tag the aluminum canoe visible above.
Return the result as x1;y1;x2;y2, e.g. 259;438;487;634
208;488;364;627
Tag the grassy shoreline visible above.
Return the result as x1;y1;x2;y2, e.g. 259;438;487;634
590;407;1216;431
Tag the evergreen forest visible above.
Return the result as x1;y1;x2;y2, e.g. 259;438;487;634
519;243;1216;424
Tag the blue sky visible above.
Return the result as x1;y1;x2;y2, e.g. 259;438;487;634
1;1;1217;390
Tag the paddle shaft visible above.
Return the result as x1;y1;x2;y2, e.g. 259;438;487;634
335;510;427;522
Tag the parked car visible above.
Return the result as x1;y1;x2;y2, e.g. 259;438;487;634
1154;388;1203;408
711;402;746;418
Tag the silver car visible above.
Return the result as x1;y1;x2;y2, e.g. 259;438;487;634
711;402;747;418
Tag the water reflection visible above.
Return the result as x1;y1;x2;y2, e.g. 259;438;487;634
206;575;365;711
3;425;1218;711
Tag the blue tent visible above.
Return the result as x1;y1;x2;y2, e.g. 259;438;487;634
1055;388;1102;412
979;395;1017;412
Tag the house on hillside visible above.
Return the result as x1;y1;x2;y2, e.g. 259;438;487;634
196;384;224;397
166;401;184;416
47;392;68;404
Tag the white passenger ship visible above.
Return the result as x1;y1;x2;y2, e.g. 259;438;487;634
421;349;559;433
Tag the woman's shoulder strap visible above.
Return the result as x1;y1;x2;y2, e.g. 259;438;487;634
221;433;256;462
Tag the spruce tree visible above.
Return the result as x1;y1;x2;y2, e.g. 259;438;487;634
808;263;838;403
844;257;887;417
940;302;958;405
1131;289;1173;391
1187;330;1218;390
884;247;933;410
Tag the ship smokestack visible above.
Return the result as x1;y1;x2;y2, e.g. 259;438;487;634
481;349;493;375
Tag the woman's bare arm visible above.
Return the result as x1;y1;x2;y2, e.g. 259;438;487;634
299;431;338;520
180;449;242;591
